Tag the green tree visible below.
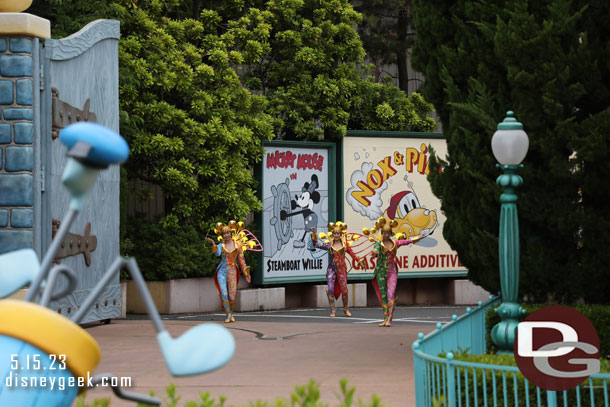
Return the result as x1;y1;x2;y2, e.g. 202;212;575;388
114;0;275;276
29;0;437;279
234;0;367;140
233;0;436;140
412;0;610;303
352;0;415;92
114;1;274;223
348;78;436;131
30;0;275;278
28;0;113;38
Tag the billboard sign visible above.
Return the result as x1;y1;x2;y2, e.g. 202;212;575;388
255;141;336;284
342;133;467;277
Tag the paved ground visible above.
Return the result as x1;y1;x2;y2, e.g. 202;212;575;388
82;306;468;407
148;305;466;325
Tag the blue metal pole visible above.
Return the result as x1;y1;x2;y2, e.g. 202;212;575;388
412;340;426;407
447;352;456;407
547;390;558;407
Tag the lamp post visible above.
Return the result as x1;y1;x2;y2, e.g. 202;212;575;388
490;111;528;354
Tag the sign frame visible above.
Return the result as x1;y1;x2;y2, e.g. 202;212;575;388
339;130;468;280
254;140;337;285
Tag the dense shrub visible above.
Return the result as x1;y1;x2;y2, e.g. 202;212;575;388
122;215;218;281
413;0;610;303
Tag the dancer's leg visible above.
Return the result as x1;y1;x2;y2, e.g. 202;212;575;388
337;269;350;316
326;268;336;316
386;270;398;326
217;268;232;322
227;267;238;322
376;272;388;326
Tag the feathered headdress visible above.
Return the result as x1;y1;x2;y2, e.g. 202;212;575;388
362;217;404;242
213;220;263;252
317;221;360;245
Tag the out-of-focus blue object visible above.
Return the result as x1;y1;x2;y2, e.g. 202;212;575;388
72;257;236;377
61;159;102;211
26;122;130;301
157;324;235;376
6;120;235;405
0;249;40;298
59;122;129;167
0;336;78;407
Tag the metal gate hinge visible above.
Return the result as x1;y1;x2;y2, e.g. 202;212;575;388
52;218;98;266
51;87;97;140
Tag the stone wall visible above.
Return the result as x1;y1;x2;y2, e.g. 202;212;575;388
0;36;34;254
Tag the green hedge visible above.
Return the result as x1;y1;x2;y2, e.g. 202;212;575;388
486;304;610;358
121;215;261;282
121;215;218;281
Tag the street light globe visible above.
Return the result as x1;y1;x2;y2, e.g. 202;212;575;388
491;111;529;165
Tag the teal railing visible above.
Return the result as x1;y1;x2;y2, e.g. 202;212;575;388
412;297;610;407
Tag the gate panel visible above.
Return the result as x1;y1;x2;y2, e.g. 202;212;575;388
41;20;120;322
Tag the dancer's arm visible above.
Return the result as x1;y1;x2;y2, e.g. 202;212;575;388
396;234;423;249
237;245;251;283
205;237;222;256
311;227;330;251
346;243;367;270
370;241;380;258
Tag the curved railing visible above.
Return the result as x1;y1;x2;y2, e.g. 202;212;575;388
412;296;610;407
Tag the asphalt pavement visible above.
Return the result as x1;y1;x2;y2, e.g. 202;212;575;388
129;305;467;325
82;305;470;407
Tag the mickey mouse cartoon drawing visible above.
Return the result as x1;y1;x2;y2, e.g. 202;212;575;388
280;174;320;248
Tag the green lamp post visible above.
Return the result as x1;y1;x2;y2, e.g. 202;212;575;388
490;111;529;354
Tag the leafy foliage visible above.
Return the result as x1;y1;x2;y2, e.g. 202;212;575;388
113;0;274;226
412;0;610;303
236;0;436;140
76;380;384;407
348;81;436;131
353;0;415;91
75;392;110;407
240;0;365;140
28;0;114;38
29;0;437;280
113;0;278;273
122;215;218;280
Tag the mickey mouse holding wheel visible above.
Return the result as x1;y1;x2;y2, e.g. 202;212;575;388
280;174;320;248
